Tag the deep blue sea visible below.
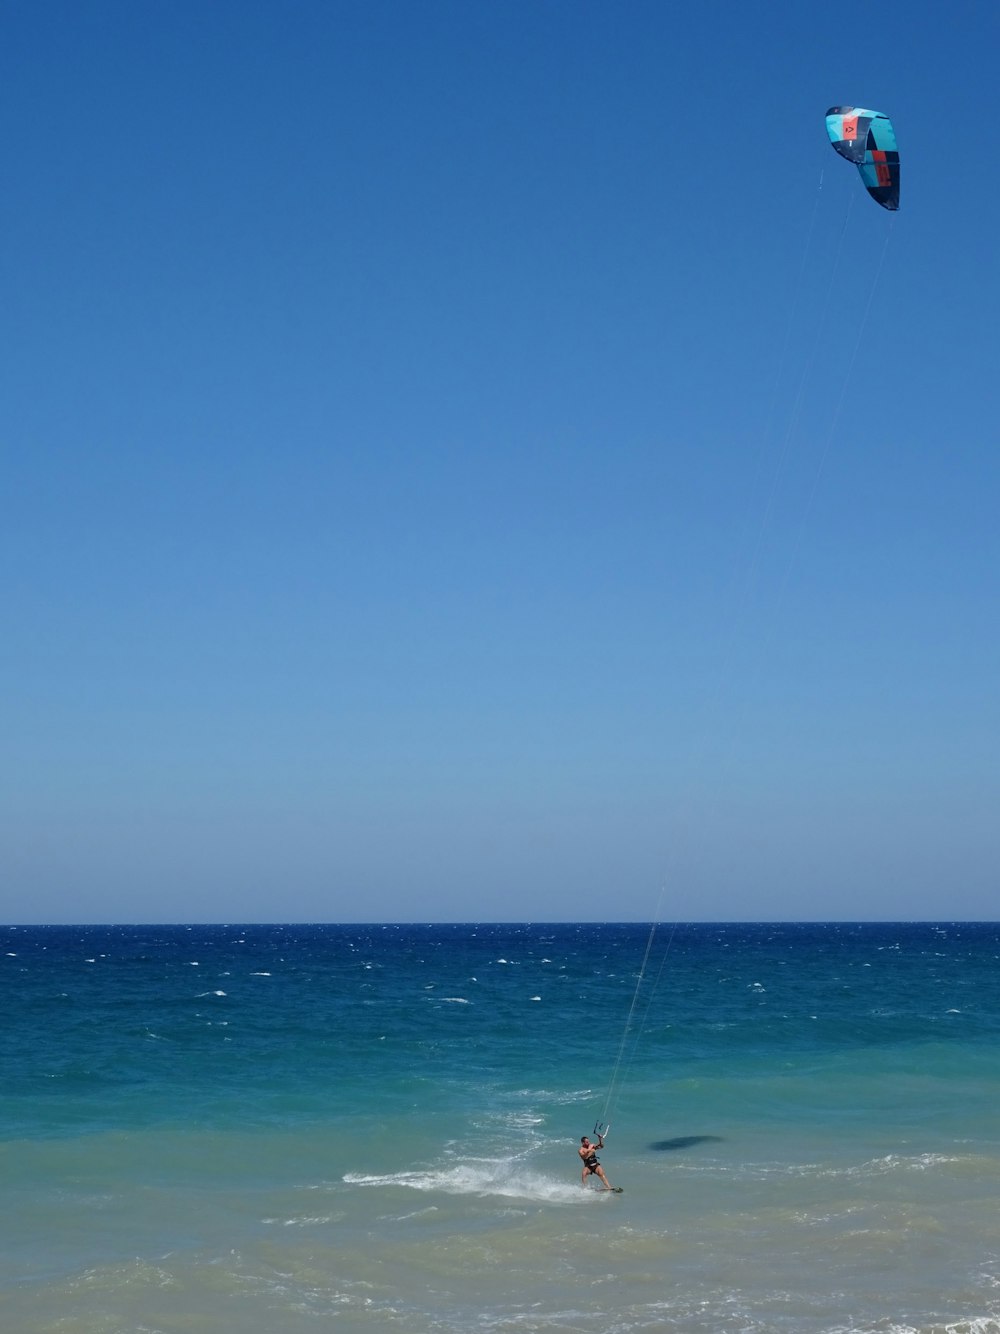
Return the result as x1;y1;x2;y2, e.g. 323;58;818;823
3;922;1000;1333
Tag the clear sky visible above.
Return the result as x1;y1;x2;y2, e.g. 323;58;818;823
3;0;997;924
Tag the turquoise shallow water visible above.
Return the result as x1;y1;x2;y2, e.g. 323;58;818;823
2;921;1000;1332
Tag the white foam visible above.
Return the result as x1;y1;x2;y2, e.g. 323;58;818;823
808;1152;966;1180
343;1160;588;1205
491;1110;546;1131
510;1087;593;1106
829;1323;1000;1334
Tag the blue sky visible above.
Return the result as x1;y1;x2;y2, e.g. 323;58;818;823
3;0;997;923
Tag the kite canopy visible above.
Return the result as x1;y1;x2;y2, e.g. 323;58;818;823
825;106;899;211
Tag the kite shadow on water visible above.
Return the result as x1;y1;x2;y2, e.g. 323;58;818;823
648;1135;724;1152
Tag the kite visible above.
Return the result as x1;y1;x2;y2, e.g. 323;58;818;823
825;106;899;211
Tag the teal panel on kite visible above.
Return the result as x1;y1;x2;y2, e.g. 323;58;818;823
825;106;899;211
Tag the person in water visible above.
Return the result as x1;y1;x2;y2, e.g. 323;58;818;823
578;1133;614;1190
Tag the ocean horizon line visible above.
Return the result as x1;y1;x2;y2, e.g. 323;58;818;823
4;917;996;929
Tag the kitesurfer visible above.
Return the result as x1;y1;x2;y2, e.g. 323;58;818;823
578;1133;614;1190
